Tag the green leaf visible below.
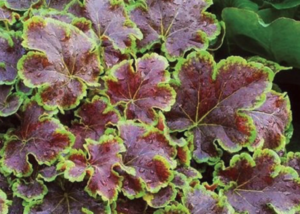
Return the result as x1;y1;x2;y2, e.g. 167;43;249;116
222;8;300;68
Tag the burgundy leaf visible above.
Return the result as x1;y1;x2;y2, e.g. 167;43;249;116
215;149;300;213
63;135;126;202
130;0;220;59
105;53;175;124
118;121;176;193
165;51;273;163
144;184;176;208
12;179;47;202
1;101;74;177
243;91;291;150
0;85;23;117
19;17;102;110
26;179;110;214
70;96;119;150
0;31;23;84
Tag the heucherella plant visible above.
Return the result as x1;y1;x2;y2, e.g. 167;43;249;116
0;0;299;213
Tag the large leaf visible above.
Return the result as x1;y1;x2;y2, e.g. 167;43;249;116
182;184;234;214
1;100;74;177
0;85;23;117
118;121;176;194
70;96;119;150
25;179;110;214
222;8;300;68
62;135;126;202
0;31;23;85
18;16;102;110
129;0;220;59
104;53;175;124
243;91;291;150
215;149;300;213
165;51;273;163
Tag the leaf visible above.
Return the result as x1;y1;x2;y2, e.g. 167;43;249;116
63;135;126;202
4;0;40;11
284;152;300;175
118;121;176;193
222;8;300;68
143;184;176;208
104;53;175;124
113;197;156;214
1;100;74;177
182;184;234;214
263;0;300;9
248;56;292;73
25;179;111;214
38;165;63;182
243;91;292;150
18;17;102;110
69;0;142;52
129;0;220;59
165;51;273;163
15;79;32;95
0;85;23;117
0;31;23;85
215;149;300;213
70;96;119;150
0;189;10;214
44;0;71;10
12;179;47;202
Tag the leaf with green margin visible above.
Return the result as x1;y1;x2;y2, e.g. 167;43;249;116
154;204;189;214
248;56;292;73
44;0;71;10
182;184;234;214
215;149;300;214
68;0;142;52
129;0;220;60
283;152;300;175
70;96;119;150
25;179;110;214
243;91;292;151
29;8;75;23
143;184;177;208
19;17;102;110
112;197;156;214
104;53;175;124
0;189;10;214
165;51;273;163
4;0;40;11
12;179;47;202
37;165;63;182
0;5;19;24
0;31;23;85
222;8;300;68
62;135;126;202
0;85;23;117
1;100;74;177
118;121;177;194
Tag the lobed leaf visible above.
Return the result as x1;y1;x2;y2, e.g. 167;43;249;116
1;100;74;177
215;149;300;213
118;121;176;194
0;189;10;214
70;96;119;150
19;16;102;110
165;50;273;163
129;0;220;59
105;53;175;124
63;135;126;202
